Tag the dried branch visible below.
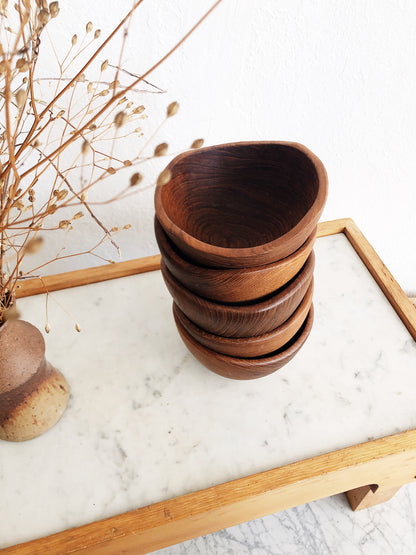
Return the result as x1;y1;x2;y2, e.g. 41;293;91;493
0;0;221;322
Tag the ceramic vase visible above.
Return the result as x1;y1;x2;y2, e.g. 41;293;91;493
0;319;69;442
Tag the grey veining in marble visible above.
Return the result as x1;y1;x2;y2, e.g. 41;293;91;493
1;233;416;549
151;486;416;555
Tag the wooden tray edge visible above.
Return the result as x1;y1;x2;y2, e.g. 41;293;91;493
14;218;355;299
16;255;162;299
4;429;416;554
5;217;416;554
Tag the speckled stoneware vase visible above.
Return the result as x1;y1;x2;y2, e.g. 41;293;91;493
0;320;69;442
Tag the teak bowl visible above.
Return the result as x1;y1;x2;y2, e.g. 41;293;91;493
155;141;327;269
160;251;315;338
174;304;314;380
173;280;313;358
155;218;316;303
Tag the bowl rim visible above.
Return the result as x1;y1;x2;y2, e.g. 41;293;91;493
174;303;314;368
160;247;315;316
155;140;327;261
156;216;316;283
173;279;314;353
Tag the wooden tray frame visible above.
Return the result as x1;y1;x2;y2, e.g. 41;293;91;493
4;218;416;554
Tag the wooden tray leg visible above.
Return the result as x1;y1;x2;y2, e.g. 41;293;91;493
346;484;401;511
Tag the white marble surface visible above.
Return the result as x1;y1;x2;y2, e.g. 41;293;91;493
1;233;416;549
151;486;416;555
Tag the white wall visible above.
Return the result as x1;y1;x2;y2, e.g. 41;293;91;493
31;0;416;294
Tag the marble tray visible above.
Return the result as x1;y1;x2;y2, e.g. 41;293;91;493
1;218;416;554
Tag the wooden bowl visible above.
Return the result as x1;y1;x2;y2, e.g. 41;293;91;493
160;251;315;338
174;304;314;380
155;217;316;303
155;141;327;269
173;280;313;358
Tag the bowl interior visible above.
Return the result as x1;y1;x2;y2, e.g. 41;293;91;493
161;143;320;249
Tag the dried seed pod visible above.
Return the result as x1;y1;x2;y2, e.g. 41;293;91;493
48;204;57;214
15;58;29;72
15;89;26;107
154;143;168;157
37;8;49;25
107;167;116;175
45;322;51;334
167;101;179;117
109;80;119;90
13;200;24;211
157;169;172;187
100;89;109;96
114;111;127;128
55;109;65;118
191;138;204;149
81;140;90;155
101;59;108;72
49;1;59;17
87;82;94;94
0;0;8;16
123;224;132;230
123;160;132;166
76;73;86;82
126;101;133;109
110;226;118;232
129;172;142;187
55;189;68;201
94;29;101;39
24;236;44;254
88;123;97;131
58;220;70;229
133;105;145;114
75;323;81;332
71;34;77;46
73;212;84;219
86;21;93;33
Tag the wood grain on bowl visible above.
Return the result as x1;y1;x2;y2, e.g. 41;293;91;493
174;304;314;380
155;141;327;268
155;218;316;303
160;251;314;338
173;279;313;358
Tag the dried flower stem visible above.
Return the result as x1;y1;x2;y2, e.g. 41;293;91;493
0;0;221;322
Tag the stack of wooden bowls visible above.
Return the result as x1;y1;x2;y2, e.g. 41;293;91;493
154;141;328;380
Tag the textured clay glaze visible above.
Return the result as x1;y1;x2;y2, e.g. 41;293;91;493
0;320;69;442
